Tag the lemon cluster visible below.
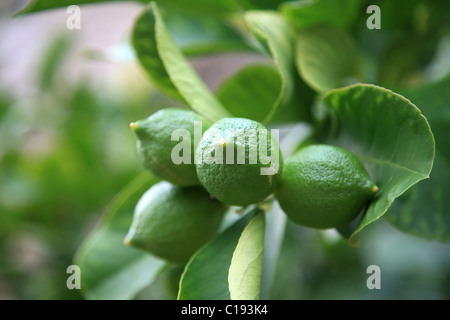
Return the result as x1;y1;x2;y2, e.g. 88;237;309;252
125;108;378;264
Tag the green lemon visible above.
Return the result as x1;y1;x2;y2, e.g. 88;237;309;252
195;117;283;206
275;144;378;229
124;181;227;264
131;108;211;187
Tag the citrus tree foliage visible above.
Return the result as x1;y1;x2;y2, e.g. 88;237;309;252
18;0;449;300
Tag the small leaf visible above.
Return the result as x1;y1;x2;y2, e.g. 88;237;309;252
228;212;266;300
132;4;183;102
281;0;363;30
322;84;435;247
132;2;231;123
242;0;286;10
152;0;239;17
164;11;251;57
260;200;287;299
244;11;312;124
216;64;281;123
38;35;71;90
74;172;166;300
296;25;362;93
178;208;261;300
16;0;145;15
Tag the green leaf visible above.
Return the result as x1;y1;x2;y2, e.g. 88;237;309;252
74;171;166;300
397;75;450;163
164;11;252;57
16;0;144;15
152;0;239;17
260;200;287;299
295;25;362;93
216;64;281;123
384;75;450;242
242;0;286;10
38;35;71;90
322;84;435;247
132;4;183;102
281;0;363;30
228;212;266;300
16;0;237;15
133;2;231;123
387;153;450;242
244;10;312;125
177;208;261;300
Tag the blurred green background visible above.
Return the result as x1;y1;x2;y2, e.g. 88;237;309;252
0;1;160;299
0;0;449;300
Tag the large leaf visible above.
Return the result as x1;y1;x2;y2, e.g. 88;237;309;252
244;10;312;125
322;84;435;247
177;208;261;300
387;153;450;242
281;0;363;30
295;25;363;93
385;75;450;242
228;212;266;300
133;2;231;123
74;172;166;300
397;75;450;163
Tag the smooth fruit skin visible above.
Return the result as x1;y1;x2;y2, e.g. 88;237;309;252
275;145;378;229
131;108;211;187
195;117;283;206
124;181;227;264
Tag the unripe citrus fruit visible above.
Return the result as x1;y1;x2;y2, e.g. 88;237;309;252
275;144;378;229
195;117;283;206
131;108;211;187
124;181;227;264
